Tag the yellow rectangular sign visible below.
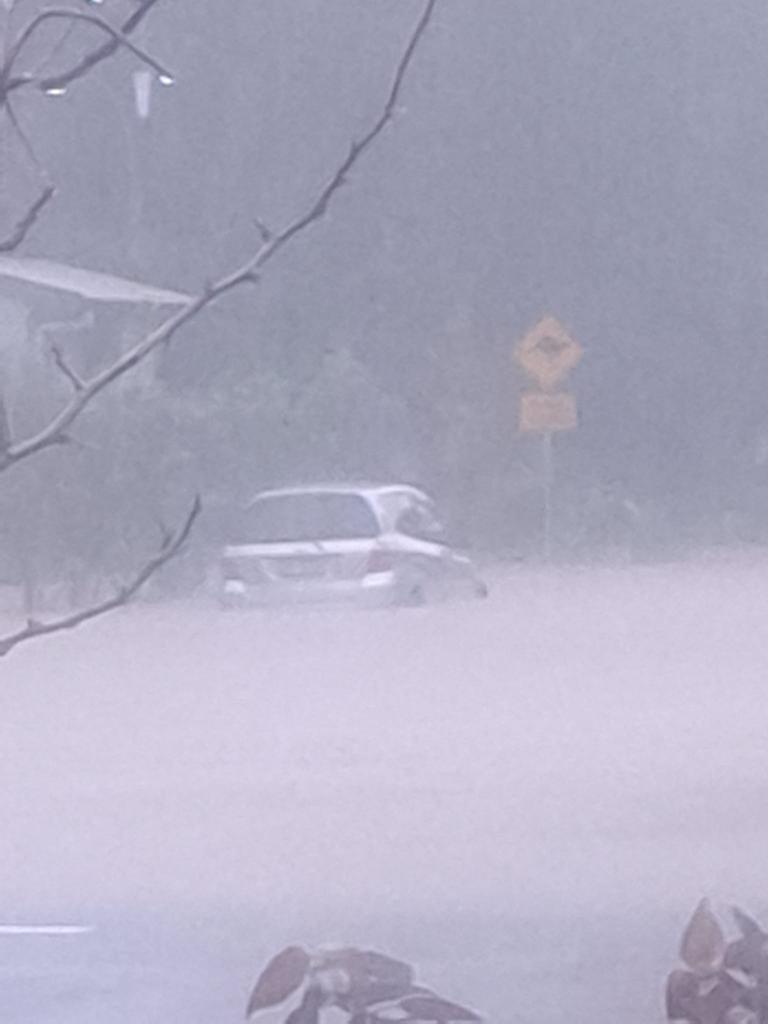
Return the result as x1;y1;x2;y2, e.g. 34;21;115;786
520;391;578;433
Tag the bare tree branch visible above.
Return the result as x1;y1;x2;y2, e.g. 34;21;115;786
0;394;11;452
0;4;161;254
0;96;54;251
0;0;439;473
4;6;173;93
266;0;439;252
0;495;200;657
253;216;273;244
5;94;49;174
0;181;53;251
0;0;438;655
23;20;75;80
37;0;161;93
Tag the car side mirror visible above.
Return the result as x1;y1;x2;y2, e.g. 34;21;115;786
396;509;450;543
395;509;422;536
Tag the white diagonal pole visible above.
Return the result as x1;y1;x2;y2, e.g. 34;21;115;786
0;925;94;936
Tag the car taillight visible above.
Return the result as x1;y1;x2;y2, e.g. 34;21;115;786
366;549;396;574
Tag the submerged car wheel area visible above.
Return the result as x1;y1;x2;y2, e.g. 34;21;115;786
219;483;488;610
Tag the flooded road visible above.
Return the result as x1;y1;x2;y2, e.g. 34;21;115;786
3;559;768;1022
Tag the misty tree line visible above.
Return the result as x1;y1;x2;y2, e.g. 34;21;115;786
5;320;750;606
5;317;768;601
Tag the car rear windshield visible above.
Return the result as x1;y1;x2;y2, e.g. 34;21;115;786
241;493;380;543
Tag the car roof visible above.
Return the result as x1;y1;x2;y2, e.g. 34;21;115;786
247;482;428;504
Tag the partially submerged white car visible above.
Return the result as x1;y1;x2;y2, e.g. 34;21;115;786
219;483;488;609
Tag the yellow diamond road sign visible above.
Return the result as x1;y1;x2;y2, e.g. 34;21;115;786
516;316;583;391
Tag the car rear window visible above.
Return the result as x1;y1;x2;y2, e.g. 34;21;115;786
241;493;380;543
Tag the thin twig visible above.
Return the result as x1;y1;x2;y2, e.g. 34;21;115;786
253;216;273;244
0;1;437;657
36;0;163;93
0;0;439;473
265;0;438;254
0;394;11;452
4;7;173;91
26;20;75;79
50;344;84;392
5;98;51;177
0;182;54;251
0;496;201;657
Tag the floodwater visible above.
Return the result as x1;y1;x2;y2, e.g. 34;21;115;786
3;559;768;1022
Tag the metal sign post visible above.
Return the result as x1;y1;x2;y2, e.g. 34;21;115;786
541;431;554;562
515;316;583;561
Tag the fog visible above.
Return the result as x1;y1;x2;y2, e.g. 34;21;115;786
1;1;767;1021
